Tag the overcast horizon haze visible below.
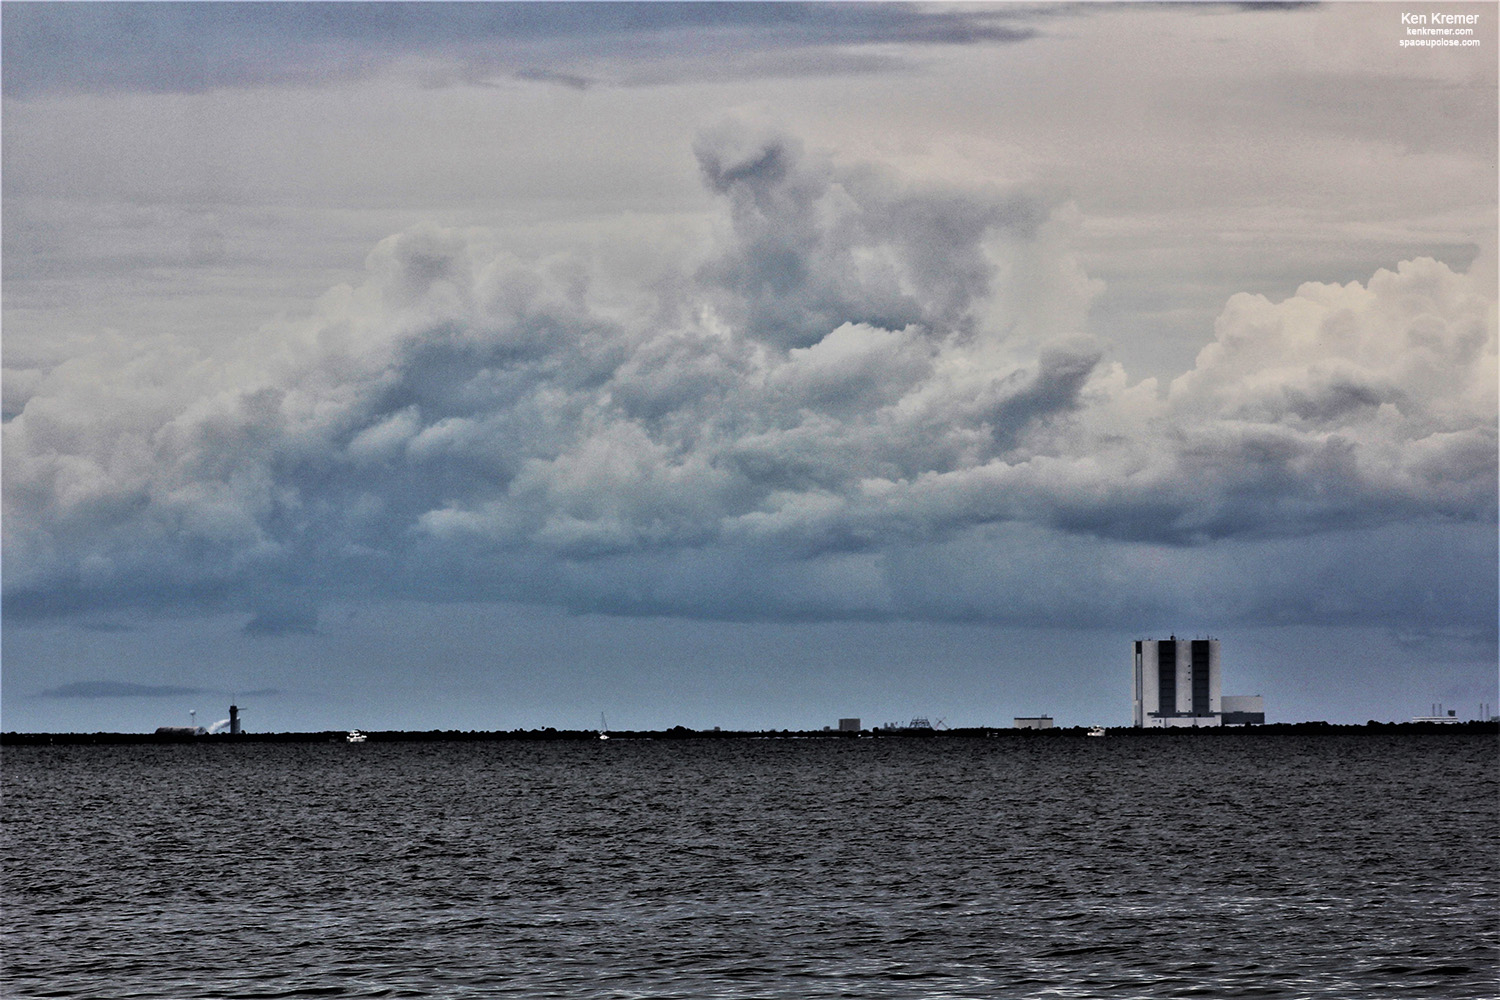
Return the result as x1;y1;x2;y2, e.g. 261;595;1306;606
3;2;1496;733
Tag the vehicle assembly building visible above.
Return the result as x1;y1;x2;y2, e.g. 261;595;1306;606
1133;637;1264;727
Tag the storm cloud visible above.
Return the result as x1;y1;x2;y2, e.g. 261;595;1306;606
2;123;1495;629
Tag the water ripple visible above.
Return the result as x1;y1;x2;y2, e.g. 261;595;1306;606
4;734;1496;998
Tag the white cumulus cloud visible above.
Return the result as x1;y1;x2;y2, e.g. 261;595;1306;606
3;126;1494;627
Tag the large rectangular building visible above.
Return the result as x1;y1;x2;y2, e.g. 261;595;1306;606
1133;636;1222;727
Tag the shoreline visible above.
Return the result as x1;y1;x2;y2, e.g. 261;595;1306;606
3;720;1495;745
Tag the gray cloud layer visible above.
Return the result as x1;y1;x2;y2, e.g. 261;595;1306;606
3;123;1495;629
1;3;1039;97
38;681;210;699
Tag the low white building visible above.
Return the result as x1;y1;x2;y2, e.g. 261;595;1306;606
1014;716;1054;730
1221;694;1265;726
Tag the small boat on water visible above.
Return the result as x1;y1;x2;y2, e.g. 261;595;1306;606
346;730;367;743
1087;726;1106;737
598;713;610;741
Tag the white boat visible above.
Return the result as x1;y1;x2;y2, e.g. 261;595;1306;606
346;730;367;743
598;713;610;741
1087;726;1106;737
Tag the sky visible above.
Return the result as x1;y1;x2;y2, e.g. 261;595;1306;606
3;1;1496;733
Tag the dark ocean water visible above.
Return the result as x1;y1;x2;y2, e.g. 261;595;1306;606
3;733;1496;999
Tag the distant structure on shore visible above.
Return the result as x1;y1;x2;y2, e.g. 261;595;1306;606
155;704;241;736
1014;716;1053;730
1410;705;1463;724
837;718;861;732
877;717;944;732
1221;695;1265;726
1132;637;1264;727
